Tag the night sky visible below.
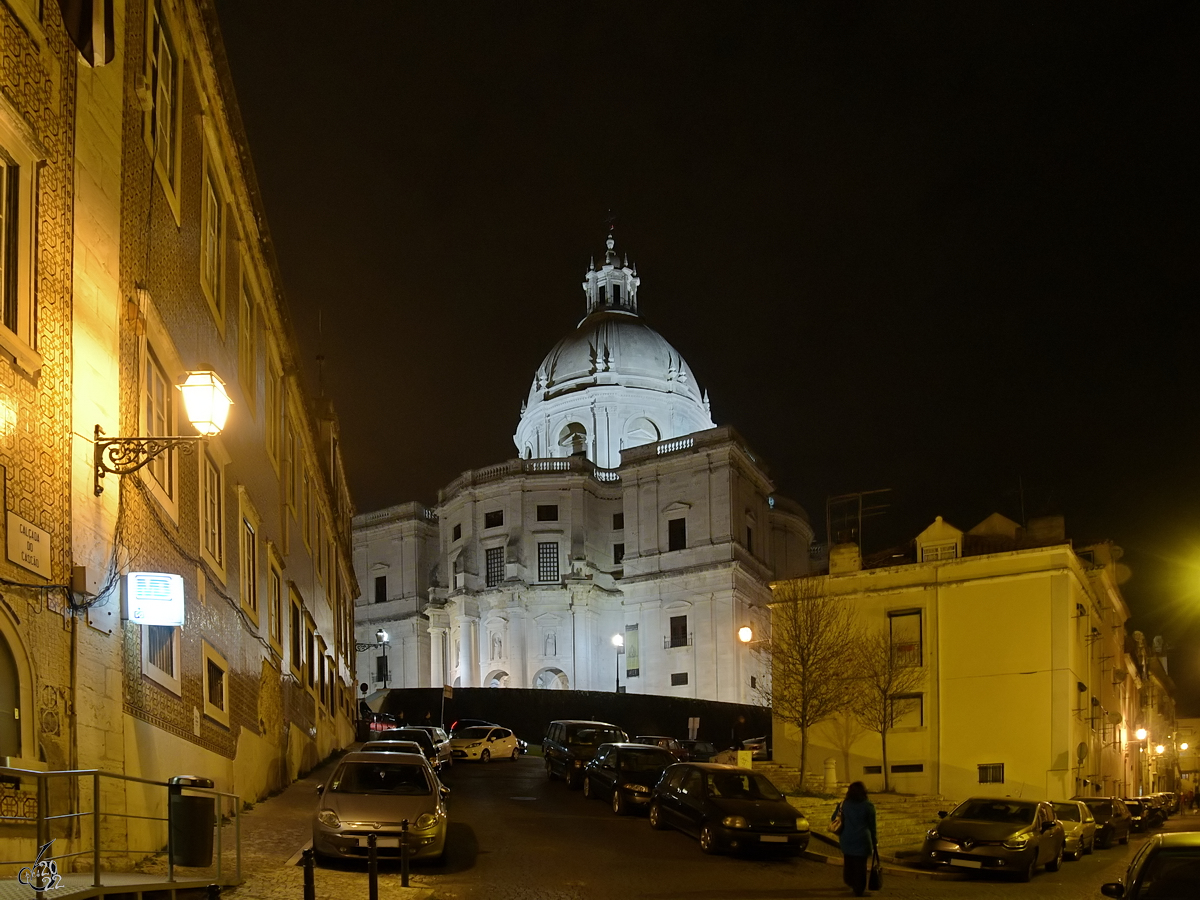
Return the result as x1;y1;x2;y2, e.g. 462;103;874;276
212;1;1198;712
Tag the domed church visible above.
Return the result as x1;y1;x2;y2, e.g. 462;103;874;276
352;234;814;703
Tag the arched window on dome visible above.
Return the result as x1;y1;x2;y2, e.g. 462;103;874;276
624;416;660;449
524;444;533;460
558;422;588;458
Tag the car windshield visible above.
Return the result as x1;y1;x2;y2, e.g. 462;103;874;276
1052;803;1080;821
1125;801;1144;813
1140;849;1200;898
379;730;433;750
456;727;493;740
952;800;1035;824
570;727;625;746
329;762;432;795
705;771;783;802
1083;799;1112;816
619;749;675;769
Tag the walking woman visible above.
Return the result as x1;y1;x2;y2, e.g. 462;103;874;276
836;781;878;896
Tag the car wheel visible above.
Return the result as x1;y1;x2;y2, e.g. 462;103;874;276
545;758;554;780
649;800;667;830
481;749;491;763
511;747;519;761
1084;837;1094;855
699;822;719;854
583;776;594;799
1046;845;1063;872
612;788;626;816
1018;853;1037;882
1119;831;1128;845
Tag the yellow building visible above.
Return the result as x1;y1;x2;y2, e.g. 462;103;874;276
1;0;356;869
771;514;1143;802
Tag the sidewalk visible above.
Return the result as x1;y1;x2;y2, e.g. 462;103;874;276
223;752;437;900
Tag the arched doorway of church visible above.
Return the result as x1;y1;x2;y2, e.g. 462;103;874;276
485;670;510;688
532;667;569;690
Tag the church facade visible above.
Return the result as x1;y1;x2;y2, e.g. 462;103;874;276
352;235;813;704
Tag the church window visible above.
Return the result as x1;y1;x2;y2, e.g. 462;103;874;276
746;526;753;554
374;575;387;603
558;422;587;457
452;523;462;541
625;417;660;448
669;615;689;648
671;672;688;686
598;284;606;304
484;509;504;529
613;284;621;305
536;504;558;522
613;512;624;530
613;543;624;566
485;547;504;587
668;517;687;551
537;542;559;582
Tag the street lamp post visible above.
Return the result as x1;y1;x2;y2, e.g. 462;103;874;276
612;634;624;693
356;628;391;687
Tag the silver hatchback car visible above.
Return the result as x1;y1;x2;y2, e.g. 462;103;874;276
313;751;449;862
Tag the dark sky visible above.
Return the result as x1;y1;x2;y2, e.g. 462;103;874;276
212;1;1199;711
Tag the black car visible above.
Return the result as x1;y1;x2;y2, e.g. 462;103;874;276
583;743;677;815
679;739;718;762
1122;799;1152;833
1075;796;1132;848
543;720;628;788
377;727;447;774
648;762;810;855
1101;831;1200;899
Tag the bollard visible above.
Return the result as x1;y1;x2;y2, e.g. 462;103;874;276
367;833;379;900
301;848;315;900
400;819;410;888
207;885;221;900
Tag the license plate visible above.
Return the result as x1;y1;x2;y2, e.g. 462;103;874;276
358;837;400;848
760;835;788;843
949;859;981;868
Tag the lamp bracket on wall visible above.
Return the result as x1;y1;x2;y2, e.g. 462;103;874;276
93;425;202;496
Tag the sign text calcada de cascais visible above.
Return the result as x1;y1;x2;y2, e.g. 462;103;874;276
123;572;185;626
6;511;51;579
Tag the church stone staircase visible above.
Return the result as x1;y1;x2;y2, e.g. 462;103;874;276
754;761;951;859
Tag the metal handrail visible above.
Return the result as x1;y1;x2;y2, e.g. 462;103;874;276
0;764;241;892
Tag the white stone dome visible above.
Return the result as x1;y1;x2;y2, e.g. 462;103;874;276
514;236;715;468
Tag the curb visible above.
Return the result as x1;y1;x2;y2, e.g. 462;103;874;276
806;831;961;880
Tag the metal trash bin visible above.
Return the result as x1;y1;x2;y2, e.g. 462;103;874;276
168;775;215;867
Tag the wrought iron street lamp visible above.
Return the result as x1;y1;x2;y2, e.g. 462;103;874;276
94;369;232;495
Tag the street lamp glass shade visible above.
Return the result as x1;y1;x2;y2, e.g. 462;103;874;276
738;626;753;643
612;634;624;648
376;629;389;644
1156;744;1165;755
1182;742;1190;751
1136;727;1148;741
178;370;231;436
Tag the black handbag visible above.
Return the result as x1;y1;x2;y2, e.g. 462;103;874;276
868;848;883;891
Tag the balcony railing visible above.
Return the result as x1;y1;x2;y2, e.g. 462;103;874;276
665;633;694;649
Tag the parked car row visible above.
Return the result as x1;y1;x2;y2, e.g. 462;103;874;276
544;719;811;856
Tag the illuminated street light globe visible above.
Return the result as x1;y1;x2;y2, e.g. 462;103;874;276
1182;742;1190;751
1156;744;1166;755
612;634;623;648
178;370;232;436
738;626;754;643
1136;727;1148;741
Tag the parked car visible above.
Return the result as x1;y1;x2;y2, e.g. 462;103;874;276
583;743;677;815
921;797;1065;881
648;762;809;855
377;727;449;774
449;717;497;736
742;736;770;761
1155;791;1180;815
312;751;449;862
1123;798;1161;832
361;739;427;756
1051;800;1097;859
449;725;521;762
1141;795;1169;827
679;739;718;762
635;735;688;761
1101;831;1200;899
543;720;629;788
1075;796;1132;848
407;726;454;771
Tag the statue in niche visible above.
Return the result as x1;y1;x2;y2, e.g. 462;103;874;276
491;633;503;660
544;631;556;656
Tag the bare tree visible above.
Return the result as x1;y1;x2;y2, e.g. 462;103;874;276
817;712;869;786
753;577;862;791
847;626;926;791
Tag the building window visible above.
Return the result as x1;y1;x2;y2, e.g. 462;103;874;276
671;672;688;686
237;270;256;402
613;543;624;566
302;467;312;548
921;541;958;562
484;509;504;529
863;765;883;774
201;453;223;566
146;1;179;191
143;348;175;494
201;167;224;321
268;561;283;649
750;675;757;690
892;693;924;728
265;350;281;465
486;546;504;587
891;764;924;773
669;615;689;648
746;526;753;554
305;619;316;691
452;523;461;541
537;542;559;583
289;591;303;678
374;575;387;603
668;517;687;551
536;504;558;522
142;625;180;694
889;610;923;666
0;121;40;371
613;284;622;305
240;515;258;621
286;421;298;512
317;639;328;706
978;763;1005;784
316;516;327;584
202;642;229;727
